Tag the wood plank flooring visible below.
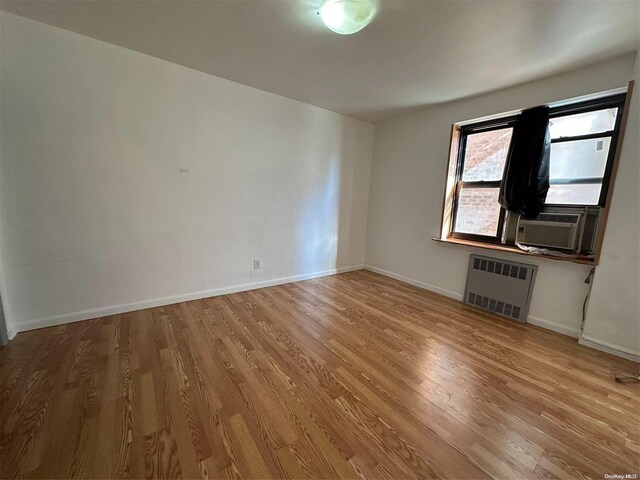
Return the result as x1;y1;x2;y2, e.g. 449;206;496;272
1;270;639;479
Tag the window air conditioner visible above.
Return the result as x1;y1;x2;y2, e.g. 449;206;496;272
516;213;584;251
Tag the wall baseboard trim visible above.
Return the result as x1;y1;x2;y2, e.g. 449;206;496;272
365;264;584;338
527;316;580;338
12;264;365;334
579;335;640;362
364;265;464;301
370;260;635;361
13;263;635;363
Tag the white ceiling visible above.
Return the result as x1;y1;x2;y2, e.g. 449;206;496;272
1;0;638;122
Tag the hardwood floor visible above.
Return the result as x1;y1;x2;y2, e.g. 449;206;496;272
1;270;638;479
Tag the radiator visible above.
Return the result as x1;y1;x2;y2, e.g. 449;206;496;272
463;254;537;323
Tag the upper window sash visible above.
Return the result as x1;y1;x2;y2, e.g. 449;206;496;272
548;93;626;117
548;94;625;206
456;121;516;182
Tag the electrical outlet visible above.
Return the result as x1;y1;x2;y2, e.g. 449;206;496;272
253;260;261;270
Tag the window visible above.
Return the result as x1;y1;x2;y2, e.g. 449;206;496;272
441;89;629;262
546;94;625;206
451;121;515;241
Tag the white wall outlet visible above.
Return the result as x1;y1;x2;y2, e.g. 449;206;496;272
253;259;261;270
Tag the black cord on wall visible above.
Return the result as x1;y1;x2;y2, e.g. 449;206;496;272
580;268;640;384
578;268;595;337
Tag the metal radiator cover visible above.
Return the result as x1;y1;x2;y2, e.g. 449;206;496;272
464;254;538;323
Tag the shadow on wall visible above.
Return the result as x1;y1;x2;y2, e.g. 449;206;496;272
297;158;341;273
295;116;364;274
0;294;8;345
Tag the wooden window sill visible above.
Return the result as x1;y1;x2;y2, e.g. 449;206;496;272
432;237;597;266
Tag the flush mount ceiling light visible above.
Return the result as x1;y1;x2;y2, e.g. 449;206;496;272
318;0;377;35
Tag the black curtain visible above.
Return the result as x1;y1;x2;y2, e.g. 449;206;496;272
499;106;550;218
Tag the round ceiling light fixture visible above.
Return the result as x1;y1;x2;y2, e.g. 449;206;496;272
318;0;377;35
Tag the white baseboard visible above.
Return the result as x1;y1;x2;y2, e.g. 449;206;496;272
13;264;364;334
364;265;464;301
366;264;636;361
13;263;637;363
365;264;584;338
579;335;640;362
527;316;580;338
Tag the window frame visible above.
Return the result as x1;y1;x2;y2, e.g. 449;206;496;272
438;84;634;266
450;118;516;243
546;93;626;207
447;92;627;243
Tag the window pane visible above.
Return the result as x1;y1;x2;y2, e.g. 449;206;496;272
462;128;513;181
549;108;617;139
454;188;501;236
546;184;601;205
550;137;610;180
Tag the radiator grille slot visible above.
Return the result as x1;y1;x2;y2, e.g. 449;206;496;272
467;293;521;319
473;257;529;281
465;254;537;323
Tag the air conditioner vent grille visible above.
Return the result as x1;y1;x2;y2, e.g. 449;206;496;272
536;213;581;223
517;212;584;251
519;225;575;249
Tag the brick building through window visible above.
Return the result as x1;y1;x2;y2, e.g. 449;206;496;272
453;128;513;237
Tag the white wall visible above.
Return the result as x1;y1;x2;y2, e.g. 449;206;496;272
366;53;638;340
0;12;374;334
2;12;637;357
580;54;640;359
